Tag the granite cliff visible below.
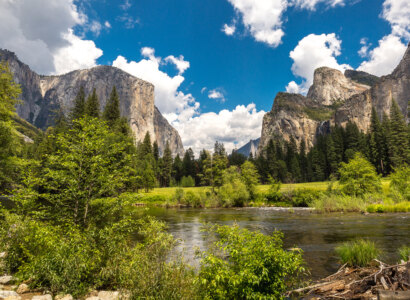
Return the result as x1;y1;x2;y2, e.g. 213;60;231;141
0;49;184;157
258;43;409;155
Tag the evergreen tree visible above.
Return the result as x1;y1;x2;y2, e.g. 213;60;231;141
388;100;409;167
160;142;173;187
85;88;100;118
71;86;85;121
326;136;338;176
103;86;121;126
182;148;196;178
369;107;388;174
299;140;308;182
172;154;183;183
153;141;159;162
140;131;153;157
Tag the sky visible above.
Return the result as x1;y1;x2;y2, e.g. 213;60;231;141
0;0;409;155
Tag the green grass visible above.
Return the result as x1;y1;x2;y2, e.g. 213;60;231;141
336;239;380;267
366;201;410;213
398;246;410;262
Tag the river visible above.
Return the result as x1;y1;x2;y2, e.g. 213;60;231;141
148;207;410;279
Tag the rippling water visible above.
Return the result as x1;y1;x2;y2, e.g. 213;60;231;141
148;207;410;279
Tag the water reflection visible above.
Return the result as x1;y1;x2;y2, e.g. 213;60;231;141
148;207;410;279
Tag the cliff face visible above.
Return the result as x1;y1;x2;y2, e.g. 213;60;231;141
0;49;184;156
307;67;370;105
258;43;409;155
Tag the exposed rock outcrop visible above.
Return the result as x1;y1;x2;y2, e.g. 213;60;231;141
258;93;333;152
258;43;409;155
0;49;184;156
236;138;260;157
307;67;370;105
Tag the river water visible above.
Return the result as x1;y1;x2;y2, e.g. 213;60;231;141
148;207;410;279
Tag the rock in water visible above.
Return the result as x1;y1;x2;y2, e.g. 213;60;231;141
0;49;184;157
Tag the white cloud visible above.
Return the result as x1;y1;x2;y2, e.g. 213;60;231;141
226;0;287;47
291;0;346;10
112;48;198;119
356;0;409;76
104;21;111;28
285;81;301;93
0;0;102;75
164;55;190;75
222;23;236;36
286;33;351;93
120;0;132;11
201;87;207;94
358;37;371;57
358;34;407;76
53;29;103;74
208;89;226;102
382;0;410;40
89;20;102;36
173;103;266;155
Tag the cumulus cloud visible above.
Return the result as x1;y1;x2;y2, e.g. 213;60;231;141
286;33;351;93
173;103;266;155
89;20;102;36
208;89;226;102
201;87;207;94
222;23;236;36
112;48;198;119
358;34;407;76
0;0;102;75
382;0;410;40
104;21;111;29
164;55;190;74
358;37;371;57
285;81;301;93
357;0;408;76
225;0;287;47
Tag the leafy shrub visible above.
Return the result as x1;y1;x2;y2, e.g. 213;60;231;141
389;166;410;202
173;188;185;204
196;224;305;299
287;189;322;207
339;153;382;197
219;167;249;207
366;201;410;213
398;246;410;262
335;239;380;267
180;176;195;187
310;193;369;212
265;178;283;202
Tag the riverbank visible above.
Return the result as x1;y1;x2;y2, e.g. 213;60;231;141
120;179;410;213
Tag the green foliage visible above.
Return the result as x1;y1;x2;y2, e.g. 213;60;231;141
387;100;409;167
265;178;283;202
339;153;382;197
240;161;259;198
103;86;121;126
335;239;380;267
70;86;86;121
85;88;100;118
310;193;371;212
303;107;333;121
196;224;305;299
398;246;410;262
389;165;410;202
180;175;195;187
366;201;410;213
219;166;249;207
286;188;322;207
14;117;133;227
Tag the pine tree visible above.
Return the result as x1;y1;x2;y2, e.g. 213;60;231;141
388;100;409;167
182;148;196;178
160;142;173;187
85;88;100;118
103;86;120;126
172;154;183;183
369;107;388;174
140;131;153;157
326;136;338;176
153;141;159;162
71;86;85;121
299;140;308;182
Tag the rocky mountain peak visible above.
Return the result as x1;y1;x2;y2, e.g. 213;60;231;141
307;66;370;105
0;49;184;157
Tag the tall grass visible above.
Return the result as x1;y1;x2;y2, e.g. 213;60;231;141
398;246;410;262
335;239;380;267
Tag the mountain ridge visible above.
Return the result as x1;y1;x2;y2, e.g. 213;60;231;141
0;49;184;157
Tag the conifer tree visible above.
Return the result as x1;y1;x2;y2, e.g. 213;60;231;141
153;141;159;162
369;107;388;174
172;154;183;183
326;136;338;176
160;142;173;187
388;100;409;167
140;131;153;157
299;140;308;182
71;86;85;121
85;88;100;118
103;86;120;126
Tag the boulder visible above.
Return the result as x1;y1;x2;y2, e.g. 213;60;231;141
0;276;14;285
16;284;29;294
31;295;52;300
4;296;21;300
98;291;120;300
55;294;73;300
0;291;19;298
85;297;100;300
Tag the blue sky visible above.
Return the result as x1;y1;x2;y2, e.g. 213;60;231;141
0;0;409;153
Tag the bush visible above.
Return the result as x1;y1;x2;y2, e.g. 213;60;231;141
310;193;369;212
335;239;380;267
219;167;249;207
339;153;382;197
265;178;283;202
366;201;410;213
180;176;195;187
398;246;410;262
196;224;305;299
390;166;410;202
286;189;322;207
